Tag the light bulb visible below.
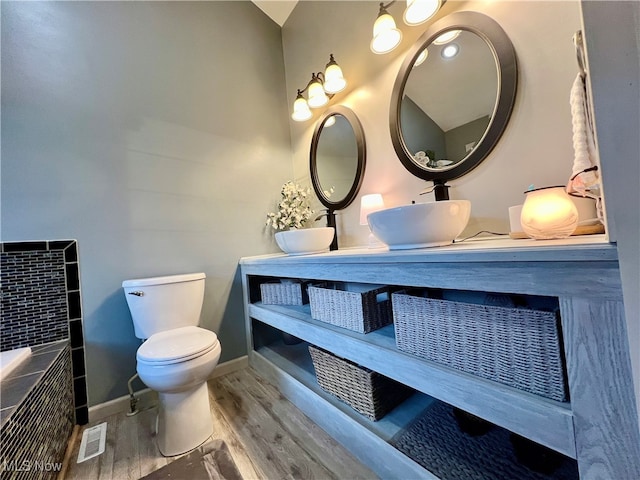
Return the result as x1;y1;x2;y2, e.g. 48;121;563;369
404;0;442;26
291;94;312;122
324;55;346;94
307;77;329;108
370;12;402;54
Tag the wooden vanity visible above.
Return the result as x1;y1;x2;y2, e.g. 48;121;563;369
240;236;640;479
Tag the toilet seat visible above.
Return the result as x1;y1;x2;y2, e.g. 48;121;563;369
137;326;219;365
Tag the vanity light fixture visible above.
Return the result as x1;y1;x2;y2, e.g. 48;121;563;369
323;54;347;93
404;0;442;26
292;92;313;121
371;3;403;54
307;73;329;108
291;54;347;122
371;0;444;55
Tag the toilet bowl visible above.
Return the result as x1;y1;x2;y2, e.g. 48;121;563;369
137;326;221;456
122;273;221;457
136;327;220;392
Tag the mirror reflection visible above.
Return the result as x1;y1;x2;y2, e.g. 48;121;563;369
390;11;517;182
315;114;359;201
401;29;498;169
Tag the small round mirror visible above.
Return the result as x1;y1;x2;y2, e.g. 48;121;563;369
311;105;366;210
390;11;517;181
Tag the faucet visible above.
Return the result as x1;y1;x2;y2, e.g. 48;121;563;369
419;179;450;201
433;179;450;201
315;208;338;250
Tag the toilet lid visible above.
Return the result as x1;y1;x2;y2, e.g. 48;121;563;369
137;326;218;365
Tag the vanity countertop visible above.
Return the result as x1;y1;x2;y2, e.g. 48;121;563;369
241;234;615;265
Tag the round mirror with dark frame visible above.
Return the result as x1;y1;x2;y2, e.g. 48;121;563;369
311;105;366;210
390;11;517;189
310;105;366;250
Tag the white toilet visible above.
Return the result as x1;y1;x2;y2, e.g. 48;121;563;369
122;272;221;457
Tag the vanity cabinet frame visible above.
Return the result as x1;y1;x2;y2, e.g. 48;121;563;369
240;240;640;480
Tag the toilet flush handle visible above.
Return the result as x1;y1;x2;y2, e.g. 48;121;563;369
128;291;144;297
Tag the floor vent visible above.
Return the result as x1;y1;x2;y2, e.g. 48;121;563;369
77;422;107;463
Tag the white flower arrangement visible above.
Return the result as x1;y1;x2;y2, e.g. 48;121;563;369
266;181;316;231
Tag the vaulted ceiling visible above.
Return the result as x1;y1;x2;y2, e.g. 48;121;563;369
252;1;297;27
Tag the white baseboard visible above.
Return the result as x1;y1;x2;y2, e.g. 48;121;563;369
88;355;249;423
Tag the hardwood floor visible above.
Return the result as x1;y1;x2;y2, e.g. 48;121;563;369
64;368;377;480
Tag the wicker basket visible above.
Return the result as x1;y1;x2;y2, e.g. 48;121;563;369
393;401;578;480
308;345;413;421
260;280;309;305
392;291;568;402
308;283;392;333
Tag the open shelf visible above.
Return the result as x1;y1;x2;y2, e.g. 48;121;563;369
254;337;435;442
251;332;579;480
249;301;575;459
249;340;436;479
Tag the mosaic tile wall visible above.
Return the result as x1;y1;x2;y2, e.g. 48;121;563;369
1;249;68;349
0;240;88;424
0;345;74;480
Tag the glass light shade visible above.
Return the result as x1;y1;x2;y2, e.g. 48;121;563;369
370;13;402;54
520;186;579;240
323;115;336;127
404;0;441;26
413;48;429;67
291;95;312;121
359;193;385;225
307;79;329;108
433;29;462;45
323;63;347;94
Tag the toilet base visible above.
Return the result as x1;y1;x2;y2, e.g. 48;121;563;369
156;382;213;456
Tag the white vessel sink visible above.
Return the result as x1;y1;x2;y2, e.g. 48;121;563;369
367;200;471;250
275;227;335;255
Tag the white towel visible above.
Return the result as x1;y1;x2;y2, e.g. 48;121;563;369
569;73;599;189
568;73;604;223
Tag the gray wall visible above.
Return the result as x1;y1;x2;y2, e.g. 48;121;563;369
445;115;490;163
400;96;445;161
1;1;292;405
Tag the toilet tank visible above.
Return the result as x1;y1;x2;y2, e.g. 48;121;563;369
122;272;206;339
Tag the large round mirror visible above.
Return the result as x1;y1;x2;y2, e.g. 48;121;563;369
310;105;366;210
390;11;517;181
